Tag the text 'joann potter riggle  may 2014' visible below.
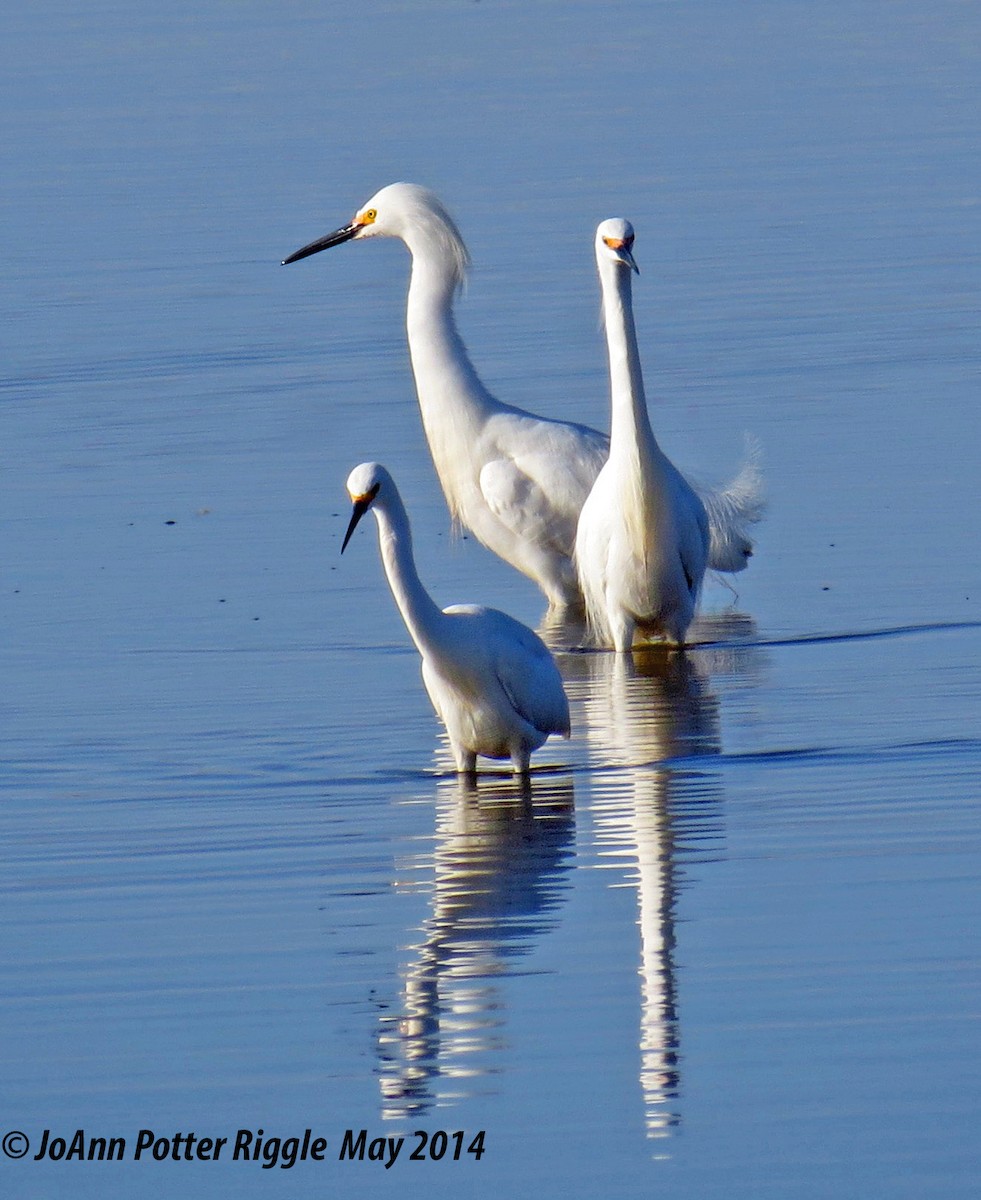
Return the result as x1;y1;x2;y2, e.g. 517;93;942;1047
5;1127;487;1170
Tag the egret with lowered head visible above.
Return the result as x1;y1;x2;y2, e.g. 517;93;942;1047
284;184;762;610
341;462;571;775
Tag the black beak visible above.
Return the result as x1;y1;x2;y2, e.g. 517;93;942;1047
341;496;372;553
620;245;640;274
282;222;360;265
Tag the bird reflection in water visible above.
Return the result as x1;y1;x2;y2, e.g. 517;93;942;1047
376;772;575;1120
554;610;760;1140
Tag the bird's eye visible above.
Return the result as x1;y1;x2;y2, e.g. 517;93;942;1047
364;208;377;222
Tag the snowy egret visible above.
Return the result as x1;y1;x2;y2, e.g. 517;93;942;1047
341;462;571;775
285;183;761;609
575;220;709;649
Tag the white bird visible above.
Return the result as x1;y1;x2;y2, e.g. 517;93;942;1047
285;183;761;610
575;220;709;650
341;462;571;775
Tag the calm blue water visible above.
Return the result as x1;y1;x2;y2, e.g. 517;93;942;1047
3;2;980;1197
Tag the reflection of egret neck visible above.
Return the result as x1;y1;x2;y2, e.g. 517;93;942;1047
379;776;575;1120
630;767;680;1138
581;649;724;1137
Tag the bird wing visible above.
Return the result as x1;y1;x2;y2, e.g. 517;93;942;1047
478;413;609;555
685;437;765;573
669;467;711;597
474;403;760;576
479;409;761;576
444;605;571;737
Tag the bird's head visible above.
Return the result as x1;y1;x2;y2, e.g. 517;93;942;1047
283;183;470;288
341;461;390;552
596;218;639;274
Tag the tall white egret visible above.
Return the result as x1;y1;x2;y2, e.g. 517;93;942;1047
341;462;571;775
285;183;761;609
575;220;709;650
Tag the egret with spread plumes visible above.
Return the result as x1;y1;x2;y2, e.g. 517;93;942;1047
285;183;761;609
341;462;571;775
575;220;709;650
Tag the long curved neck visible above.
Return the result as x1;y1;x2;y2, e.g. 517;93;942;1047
402;226;500;516
600;261;661;464
372;495;445;656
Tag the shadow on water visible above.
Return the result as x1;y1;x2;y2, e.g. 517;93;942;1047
557;611;764;1140
544;609;981;656
374;772;576;1121
741;619;981;649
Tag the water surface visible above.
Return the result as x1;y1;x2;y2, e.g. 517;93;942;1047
3;2;980;1197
